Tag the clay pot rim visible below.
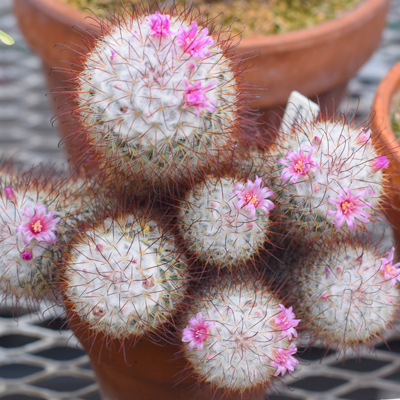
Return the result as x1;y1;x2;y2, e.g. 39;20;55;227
29;0;384;50
372;61;400;161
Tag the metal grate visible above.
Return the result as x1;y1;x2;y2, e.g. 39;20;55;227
1;0;400;399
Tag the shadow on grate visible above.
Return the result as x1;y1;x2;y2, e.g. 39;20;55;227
79;362;93;371
0;363;43;379
376;339;400;353
297;346;336;361
0;308;32;319
339;387;400;399
0;334;40;348
267;394;305;400
80;392;102;400
330;357;390;372
290;376;348;392
31;375;95;392
34;317;70;331
382;368;400;383
0;395;45;400
32;346;86;361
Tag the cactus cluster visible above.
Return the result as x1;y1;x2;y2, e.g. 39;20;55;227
3;2;400;399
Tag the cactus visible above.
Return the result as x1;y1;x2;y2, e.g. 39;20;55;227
177;174;274;268
61;209;189;339
65;4;247;196
270;117;389;241
0;166;96;307
292;241;399;350
181;276;299;392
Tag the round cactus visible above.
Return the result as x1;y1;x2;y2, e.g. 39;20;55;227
292;241;400;350
270;117;389;240
177;174;274;268
62;210;189;339
66;4;247;196
0;166;96;307
181;276;299;392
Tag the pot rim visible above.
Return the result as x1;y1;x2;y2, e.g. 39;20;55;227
372;61;400;161
24;0;387;50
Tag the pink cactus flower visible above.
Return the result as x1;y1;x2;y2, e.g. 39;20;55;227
16;204;60;245
183;78;217;117
182;312;215;351
278;146;319;184
378;247;400;286
4;186;15;201
271;344;299;376
21;250;32;261
145;12;172;37
233;176;274;219
176;21;215;59
274;304;300;340
371;156;389;172
327;188;372;230
357;128;371;144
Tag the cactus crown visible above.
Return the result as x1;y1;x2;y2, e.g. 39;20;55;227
178;174;274;267
63;211;188;338
0;165;96;306
69;4;244;192
295;242;399;348
182;277;299;391
271;118;388;236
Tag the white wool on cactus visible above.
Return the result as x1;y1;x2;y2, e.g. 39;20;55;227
295;243;399;348
65;215;188;338
75;11;238;184
177;176;274;267
0;187;60;301
182;279;299;391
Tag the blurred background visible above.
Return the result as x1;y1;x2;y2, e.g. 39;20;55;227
1;0;400;399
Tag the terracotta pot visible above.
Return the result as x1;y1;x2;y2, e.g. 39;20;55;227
371;61;400;249
67;310;266;400
14;0;389;122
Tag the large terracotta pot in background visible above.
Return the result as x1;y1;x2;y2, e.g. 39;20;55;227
371;61;400;249
14;0;389;126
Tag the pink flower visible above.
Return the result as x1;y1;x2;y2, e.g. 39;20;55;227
357;128;371;144
16;204;60;245
21;250;32;261
378;247;400;286
182;312;214;351
183;78;217;117
4;186;15;201
274;304;300;341
176;21;215;59
371;156;389;171
145;12;172;37
327;188;372;230
278;146;319;184
233;176;274;219
270;344;299;376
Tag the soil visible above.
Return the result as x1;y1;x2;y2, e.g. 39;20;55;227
60;0;364;37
